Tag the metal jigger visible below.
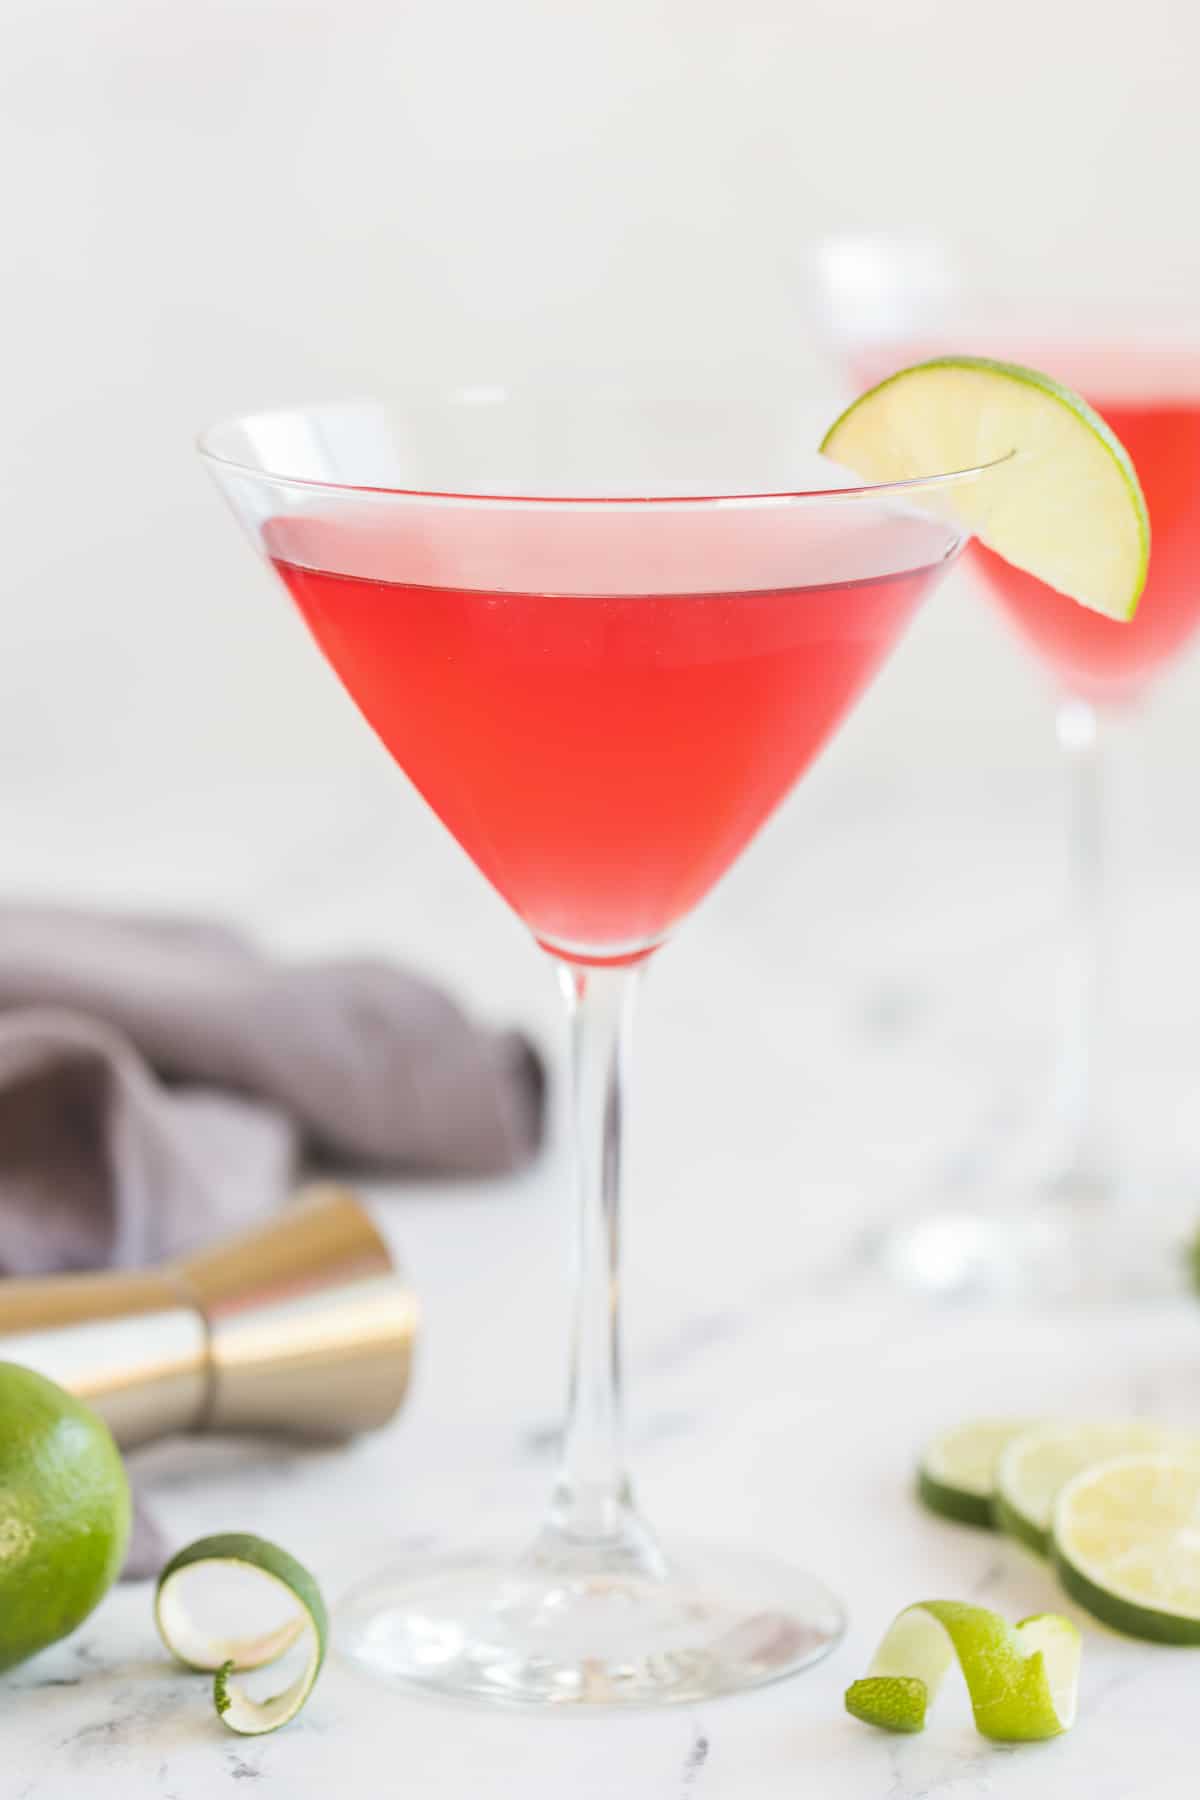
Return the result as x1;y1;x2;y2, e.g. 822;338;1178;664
0;1186;417;1448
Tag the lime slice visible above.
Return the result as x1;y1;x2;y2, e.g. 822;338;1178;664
917;1418;1038;1529
820;357;1149;620
155;1533;327;1735
845;1600;1079;1742
995;1421;1195;1555
1054;1452;1200;1643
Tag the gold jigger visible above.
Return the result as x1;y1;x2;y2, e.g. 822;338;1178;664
0;1186;417;1449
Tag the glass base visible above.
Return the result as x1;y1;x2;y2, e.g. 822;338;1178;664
876;1168;1194;1302
879;1206;1080;1300
337;1530;845;1709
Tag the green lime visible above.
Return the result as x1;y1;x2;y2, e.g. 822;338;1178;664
155;1532;327;1734
846;1600;1080;1742
1053;1451;1200;1644
917;1417;1037;1529
995;1420;1193;1554
0;1361;131;1672
820;357;1149;620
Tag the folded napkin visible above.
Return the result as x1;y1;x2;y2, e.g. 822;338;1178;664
0;905;544;1279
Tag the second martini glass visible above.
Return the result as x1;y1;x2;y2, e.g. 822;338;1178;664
814;240;1200;1299
201;383;982;1709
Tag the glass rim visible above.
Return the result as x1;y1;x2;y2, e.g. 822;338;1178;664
196;401;1009;509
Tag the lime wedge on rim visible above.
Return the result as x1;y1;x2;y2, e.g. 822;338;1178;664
1054;1452;1200;1643
995;1420;1194;1555
917;1418;1038;1529
820;357;1149;621
845;1600;1080;1742
155;1533;327;1735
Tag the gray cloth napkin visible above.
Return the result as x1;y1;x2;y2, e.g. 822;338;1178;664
124;1492;170;1582
0;905;544;1279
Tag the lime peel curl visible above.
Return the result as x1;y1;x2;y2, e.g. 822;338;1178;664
155;1532;327;1736
845;1600;1080;1742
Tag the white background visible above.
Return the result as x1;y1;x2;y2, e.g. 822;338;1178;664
3;0;1198;1045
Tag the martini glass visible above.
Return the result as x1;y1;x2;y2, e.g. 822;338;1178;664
200;383;985;1709
813;238;1200;1297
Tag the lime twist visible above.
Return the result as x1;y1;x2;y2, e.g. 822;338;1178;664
845;1601;1080;1742
821;356;1149;622
155;1533;328;1735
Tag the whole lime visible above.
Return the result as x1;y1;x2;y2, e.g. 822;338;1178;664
0;1362;131;1672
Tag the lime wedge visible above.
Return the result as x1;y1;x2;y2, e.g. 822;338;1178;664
845;1600;1080;1742
917;1418;1038;1529
155;1533;327;1735
995;1421;1194;1554
820;357;1149;620
1054;1452;1200;1643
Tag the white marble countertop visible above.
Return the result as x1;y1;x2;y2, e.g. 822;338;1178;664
8;1207;1200;1800
5;676;1200;1797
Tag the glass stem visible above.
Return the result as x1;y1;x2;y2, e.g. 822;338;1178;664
543;958;648;1556
1053;697;1108;1192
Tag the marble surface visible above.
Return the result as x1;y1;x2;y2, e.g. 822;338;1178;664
5;687;1200;1797
8;1215;1200;1800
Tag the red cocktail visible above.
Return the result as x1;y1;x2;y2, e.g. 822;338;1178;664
203;389;983;1707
